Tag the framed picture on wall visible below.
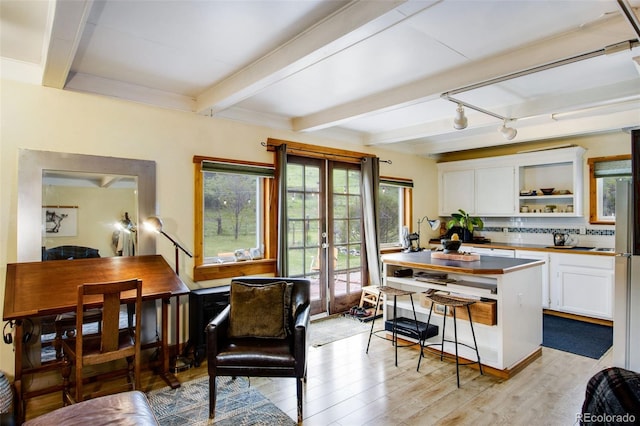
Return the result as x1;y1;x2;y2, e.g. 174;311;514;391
42;206;78;237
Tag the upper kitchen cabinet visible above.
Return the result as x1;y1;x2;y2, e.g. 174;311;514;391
516;146;586;217
438;159;516;216
438;168;475;215
437;146;585;218
475;166;515;215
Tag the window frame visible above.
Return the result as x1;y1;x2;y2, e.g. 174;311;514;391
193;156;277;281
587;154;631;225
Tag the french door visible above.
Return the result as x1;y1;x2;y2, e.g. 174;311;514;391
286;156;364;316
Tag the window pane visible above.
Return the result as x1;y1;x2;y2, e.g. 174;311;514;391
379;184;401;245
334;219;348;244
348;195;361;218
597;176;631;221
333;194;348;219
203;172;262;262
348;170;360;194
305;167;320;192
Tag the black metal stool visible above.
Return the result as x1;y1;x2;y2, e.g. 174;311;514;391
417;292;483;387
366;286;420;366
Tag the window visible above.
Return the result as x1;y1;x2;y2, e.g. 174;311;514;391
588;155;631;224
379;177;413;247
193;157;276;281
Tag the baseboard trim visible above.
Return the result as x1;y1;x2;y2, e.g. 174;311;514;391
543;309;612;327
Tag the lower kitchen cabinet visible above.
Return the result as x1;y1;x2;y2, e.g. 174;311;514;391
549;253;614;320
516;250;550;309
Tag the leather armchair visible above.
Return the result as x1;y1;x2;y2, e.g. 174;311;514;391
206;277;310;423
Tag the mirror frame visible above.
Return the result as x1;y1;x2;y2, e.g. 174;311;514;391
18;149;157;261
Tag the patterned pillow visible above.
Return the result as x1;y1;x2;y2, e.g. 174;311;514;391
228;281;292;339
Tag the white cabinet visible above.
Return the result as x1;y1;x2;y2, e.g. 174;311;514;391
437;146;585;218
439;168;474;215
549;253;614;319
516;147;585;217
516;250;550;308
475;166;515;215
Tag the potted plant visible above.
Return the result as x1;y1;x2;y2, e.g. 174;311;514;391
446;209;484;242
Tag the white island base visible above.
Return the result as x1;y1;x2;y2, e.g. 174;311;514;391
381;251;544;379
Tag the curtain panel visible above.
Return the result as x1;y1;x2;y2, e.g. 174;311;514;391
361;156;382;287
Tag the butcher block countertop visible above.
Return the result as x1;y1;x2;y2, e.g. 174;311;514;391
381;251;544;275
427;240;615;256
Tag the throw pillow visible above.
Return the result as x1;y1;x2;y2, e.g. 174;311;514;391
228;281;293;339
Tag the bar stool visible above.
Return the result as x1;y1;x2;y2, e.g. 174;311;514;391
366;286;420;366
417;291;483;387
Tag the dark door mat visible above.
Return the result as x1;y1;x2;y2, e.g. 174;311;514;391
542;314;612;359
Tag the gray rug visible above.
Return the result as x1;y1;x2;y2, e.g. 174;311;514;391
310;314;372;347
147;375;295;425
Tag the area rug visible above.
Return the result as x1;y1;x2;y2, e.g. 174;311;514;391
310;314;371;347
147;375;295;425
542;314;613;359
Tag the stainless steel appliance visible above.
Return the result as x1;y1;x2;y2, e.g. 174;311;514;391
613;175;640;371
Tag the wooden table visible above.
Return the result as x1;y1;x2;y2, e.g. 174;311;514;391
3;255;190;422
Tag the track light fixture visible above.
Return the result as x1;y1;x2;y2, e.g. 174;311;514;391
498;120;517;140
453;104;467;130
443;94;518;140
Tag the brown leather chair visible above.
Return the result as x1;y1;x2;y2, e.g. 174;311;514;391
61;278;142;405
206;277;310;423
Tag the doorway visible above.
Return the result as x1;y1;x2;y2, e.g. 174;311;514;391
285;156;364;316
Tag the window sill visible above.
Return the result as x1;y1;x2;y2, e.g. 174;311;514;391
193;258;277;282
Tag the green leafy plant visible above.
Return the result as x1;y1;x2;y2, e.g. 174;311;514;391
446;209;484;233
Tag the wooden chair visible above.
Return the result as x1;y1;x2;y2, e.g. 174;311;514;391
61;278;142;405
41;245;103;360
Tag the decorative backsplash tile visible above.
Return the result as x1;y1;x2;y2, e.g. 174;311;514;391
483;226;615;236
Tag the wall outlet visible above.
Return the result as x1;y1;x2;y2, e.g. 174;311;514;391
503;227;509;234
579;226;586;235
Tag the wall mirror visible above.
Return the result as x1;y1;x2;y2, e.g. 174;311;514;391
18;149;157;262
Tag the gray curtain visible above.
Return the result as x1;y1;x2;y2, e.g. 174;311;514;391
361;156;382;287
276;144;288;275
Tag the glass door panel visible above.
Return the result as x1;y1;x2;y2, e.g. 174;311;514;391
286;158;325;315
286;157;364;315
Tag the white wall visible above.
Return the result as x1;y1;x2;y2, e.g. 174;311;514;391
0;79;437;375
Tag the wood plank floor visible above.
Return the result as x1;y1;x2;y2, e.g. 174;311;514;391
25;328;612;425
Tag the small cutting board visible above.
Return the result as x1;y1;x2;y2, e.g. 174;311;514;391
431;251;480;261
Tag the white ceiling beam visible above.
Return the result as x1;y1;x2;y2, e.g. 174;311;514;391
293;13;636;132
195;0;418;114
41;0;93;88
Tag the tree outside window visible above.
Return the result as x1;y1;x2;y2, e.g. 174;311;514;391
378;179;412;247
588;155;631;224
203;172;262;261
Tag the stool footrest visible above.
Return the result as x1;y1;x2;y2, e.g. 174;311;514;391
421;343;482;366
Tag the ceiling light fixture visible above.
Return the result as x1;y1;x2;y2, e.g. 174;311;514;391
453;104;467;130
499;120;517;140
443;94;517;140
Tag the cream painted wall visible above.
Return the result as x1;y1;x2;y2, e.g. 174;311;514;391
0;79;437;375
42;185;137;257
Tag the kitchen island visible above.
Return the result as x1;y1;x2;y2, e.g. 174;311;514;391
381;251;544;378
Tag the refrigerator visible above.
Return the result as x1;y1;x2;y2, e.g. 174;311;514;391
613;171;640;371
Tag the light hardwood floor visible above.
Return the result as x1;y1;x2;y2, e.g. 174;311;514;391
25;328;611;425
